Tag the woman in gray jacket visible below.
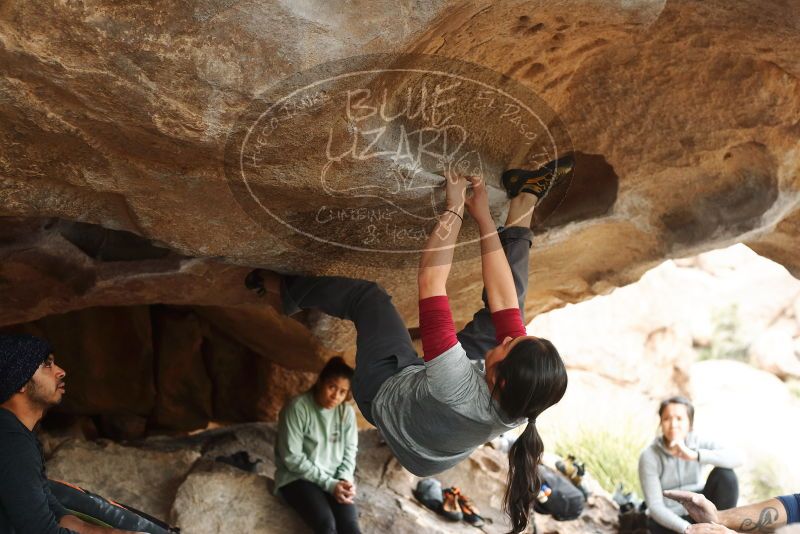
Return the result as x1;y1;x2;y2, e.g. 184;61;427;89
638;396;742;534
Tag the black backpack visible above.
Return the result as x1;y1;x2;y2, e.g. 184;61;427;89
532;465;586;521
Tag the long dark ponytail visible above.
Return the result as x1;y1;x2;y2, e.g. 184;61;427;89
493;337;568;533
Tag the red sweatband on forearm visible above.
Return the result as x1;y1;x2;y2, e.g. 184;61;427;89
419;295;458;361
492;308;527;343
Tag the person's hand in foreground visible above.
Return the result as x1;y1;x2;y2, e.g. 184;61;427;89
664;490;719;524
685;523;735;533
665;490;790;533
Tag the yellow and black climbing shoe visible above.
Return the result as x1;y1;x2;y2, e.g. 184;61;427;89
501;153;575;203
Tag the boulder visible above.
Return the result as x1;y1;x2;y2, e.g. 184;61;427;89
1;0;799;338
42;423;620;534
690;360;800;501
749;319;800;380
170;460;303;534
46;439;201;522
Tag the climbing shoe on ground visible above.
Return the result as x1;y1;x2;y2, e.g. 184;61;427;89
413;478;444;514
441;487;464;521
453;487;485;527
501;153;575;203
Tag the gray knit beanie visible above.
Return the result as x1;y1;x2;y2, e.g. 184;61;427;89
0;334;53;403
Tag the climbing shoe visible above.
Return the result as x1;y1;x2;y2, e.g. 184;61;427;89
453;487;485;527
501;153;575;203
441;487;464;521
244;269;284;311
245;269;268;296
556;454;585;485
556;454;591;498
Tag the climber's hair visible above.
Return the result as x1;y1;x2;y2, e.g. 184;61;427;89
491;337;568;534
313;356;354;400
658;395;695;427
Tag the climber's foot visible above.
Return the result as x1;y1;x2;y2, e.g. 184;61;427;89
245;269;283;310
501;153;575;203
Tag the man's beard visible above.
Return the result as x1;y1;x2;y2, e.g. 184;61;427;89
26;378;62;410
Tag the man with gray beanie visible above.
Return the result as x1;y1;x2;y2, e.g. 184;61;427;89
0;333;144;534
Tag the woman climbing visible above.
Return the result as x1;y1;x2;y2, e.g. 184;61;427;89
274;357;361;534
247;156;573;533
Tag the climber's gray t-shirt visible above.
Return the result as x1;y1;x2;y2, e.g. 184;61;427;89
371;342;523;476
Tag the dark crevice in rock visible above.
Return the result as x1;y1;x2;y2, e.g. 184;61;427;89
535;151;619;229
53;219;175;262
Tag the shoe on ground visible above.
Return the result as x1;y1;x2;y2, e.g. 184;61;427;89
441;487;464;522
452;487;485;527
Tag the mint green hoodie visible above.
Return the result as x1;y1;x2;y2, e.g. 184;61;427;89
274;391;358;494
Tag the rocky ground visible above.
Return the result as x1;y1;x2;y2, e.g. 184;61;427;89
42;424;618;534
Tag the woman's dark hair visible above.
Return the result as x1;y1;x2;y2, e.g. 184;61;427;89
658;395;694;426
313;356;354;396
492;337;568;534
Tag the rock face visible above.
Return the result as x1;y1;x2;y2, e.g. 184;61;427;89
1;298;320;435
47;439;201;521
690;359;800;501
42;423;619;534
1;0;799;333
530;244;800;400
1;0;799;437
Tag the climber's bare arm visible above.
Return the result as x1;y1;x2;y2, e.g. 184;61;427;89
464;177;518;312
418;173;467;299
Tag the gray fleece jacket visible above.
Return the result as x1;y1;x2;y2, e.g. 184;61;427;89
638;432;743;533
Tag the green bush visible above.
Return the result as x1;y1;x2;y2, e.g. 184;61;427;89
696;304;749;362
551;423;651;499
787;379;800;400
747;458;785;503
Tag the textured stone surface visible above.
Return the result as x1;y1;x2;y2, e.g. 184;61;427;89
1;0;798;335
17;305;158;417
42;423;619;533
47;439;201;521
0;299;319;434
151;306;214;431
531;244;800;399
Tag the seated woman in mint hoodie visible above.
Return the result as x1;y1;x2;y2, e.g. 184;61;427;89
249;160;572;533
274;357;361;534
639;396;743;534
